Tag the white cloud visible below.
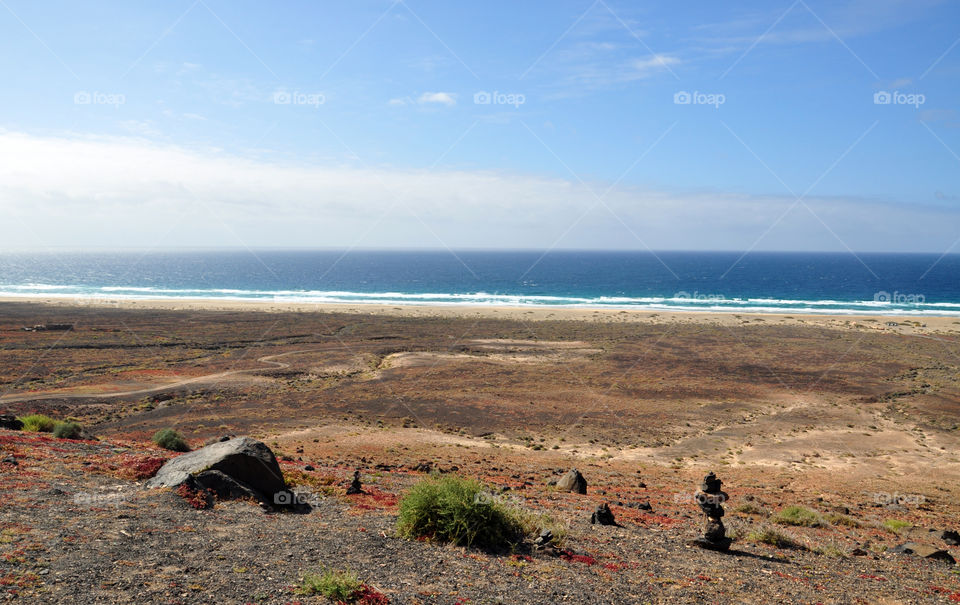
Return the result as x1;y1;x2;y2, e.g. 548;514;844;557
417;92;457;106
0;131;955;252
632;54;681;73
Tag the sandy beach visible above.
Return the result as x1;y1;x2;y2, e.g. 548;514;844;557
3;294;959;334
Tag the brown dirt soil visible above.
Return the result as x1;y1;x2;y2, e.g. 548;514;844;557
1;302;959;603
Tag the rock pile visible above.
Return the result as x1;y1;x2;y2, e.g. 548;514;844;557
691;471;731;551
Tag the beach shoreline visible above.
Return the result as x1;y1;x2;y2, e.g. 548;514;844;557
3;294;959;333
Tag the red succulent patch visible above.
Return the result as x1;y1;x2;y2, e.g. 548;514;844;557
175;484;213;510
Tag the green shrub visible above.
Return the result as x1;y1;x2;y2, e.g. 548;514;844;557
152;428;190;452
882;519;911;534
52;421;83;439
824;512;860;528
19;414;56;433
396;475;524;549
733;502;766;515
771;505;826;527
746;525;806;550
297;569;361;601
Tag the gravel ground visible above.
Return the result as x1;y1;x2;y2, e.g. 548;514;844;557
2;431;960;604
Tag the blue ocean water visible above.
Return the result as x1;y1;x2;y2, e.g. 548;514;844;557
0;250;958;315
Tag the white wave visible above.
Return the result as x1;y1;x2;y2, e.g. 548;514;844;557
2;285;960;316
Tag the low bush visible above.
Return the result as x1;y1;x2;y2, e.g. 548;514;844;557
52;421;83;439
733;502;766;515
824;512;860;528
771;505;826;527
152;428;190;452
19;414;56;433
746;525;806;550
297;569;362;601
882;519;911;534
396;475;525;549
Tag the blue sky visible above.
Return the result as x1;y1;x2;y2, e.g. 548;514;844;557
1;0;958;252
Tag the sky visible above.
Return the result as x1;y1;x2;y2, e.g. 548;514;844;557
0;0;958;252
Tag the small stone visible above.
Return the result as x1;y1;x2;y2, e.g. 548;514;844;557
534;529;553;546
304;465;315;471
890;542;956;564
590;503;617;526
938;530;960;546
346;470;363;495
0;414;23;431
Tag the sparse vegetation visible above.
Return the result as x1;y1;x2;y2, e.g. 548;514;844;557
813;541;848;558
824;512;860;528
733;502;766;515
397;475;524;549
746;525;806;550
297;568;362;601
52;421;83;439
882;519;911;534
771;505;826;527
19;414;56;433
152;428;190;452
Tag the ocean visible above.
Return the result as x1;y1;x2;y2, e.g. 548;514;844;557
0;250;958;316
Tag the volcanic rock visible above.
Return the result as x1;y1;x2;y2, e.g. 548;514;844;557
889;542;956;564
556;469;587;494
146;437;288;507
0;415;23;431
590;503;617;526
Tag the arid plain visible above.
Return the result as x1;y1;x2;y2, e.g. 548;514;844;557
2;299;960;603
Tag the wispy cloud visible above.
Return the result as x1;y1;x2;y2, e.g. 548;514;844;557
417;91;457;106
0;131;956;251
388;92;458;107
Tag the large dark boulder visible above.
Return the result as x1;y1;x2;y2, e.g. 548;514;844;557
0;415;23;431
146;437;287;506
556;468;587;494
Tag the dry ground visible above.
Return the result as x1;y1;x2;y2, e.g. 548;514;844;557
1;302;960;603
